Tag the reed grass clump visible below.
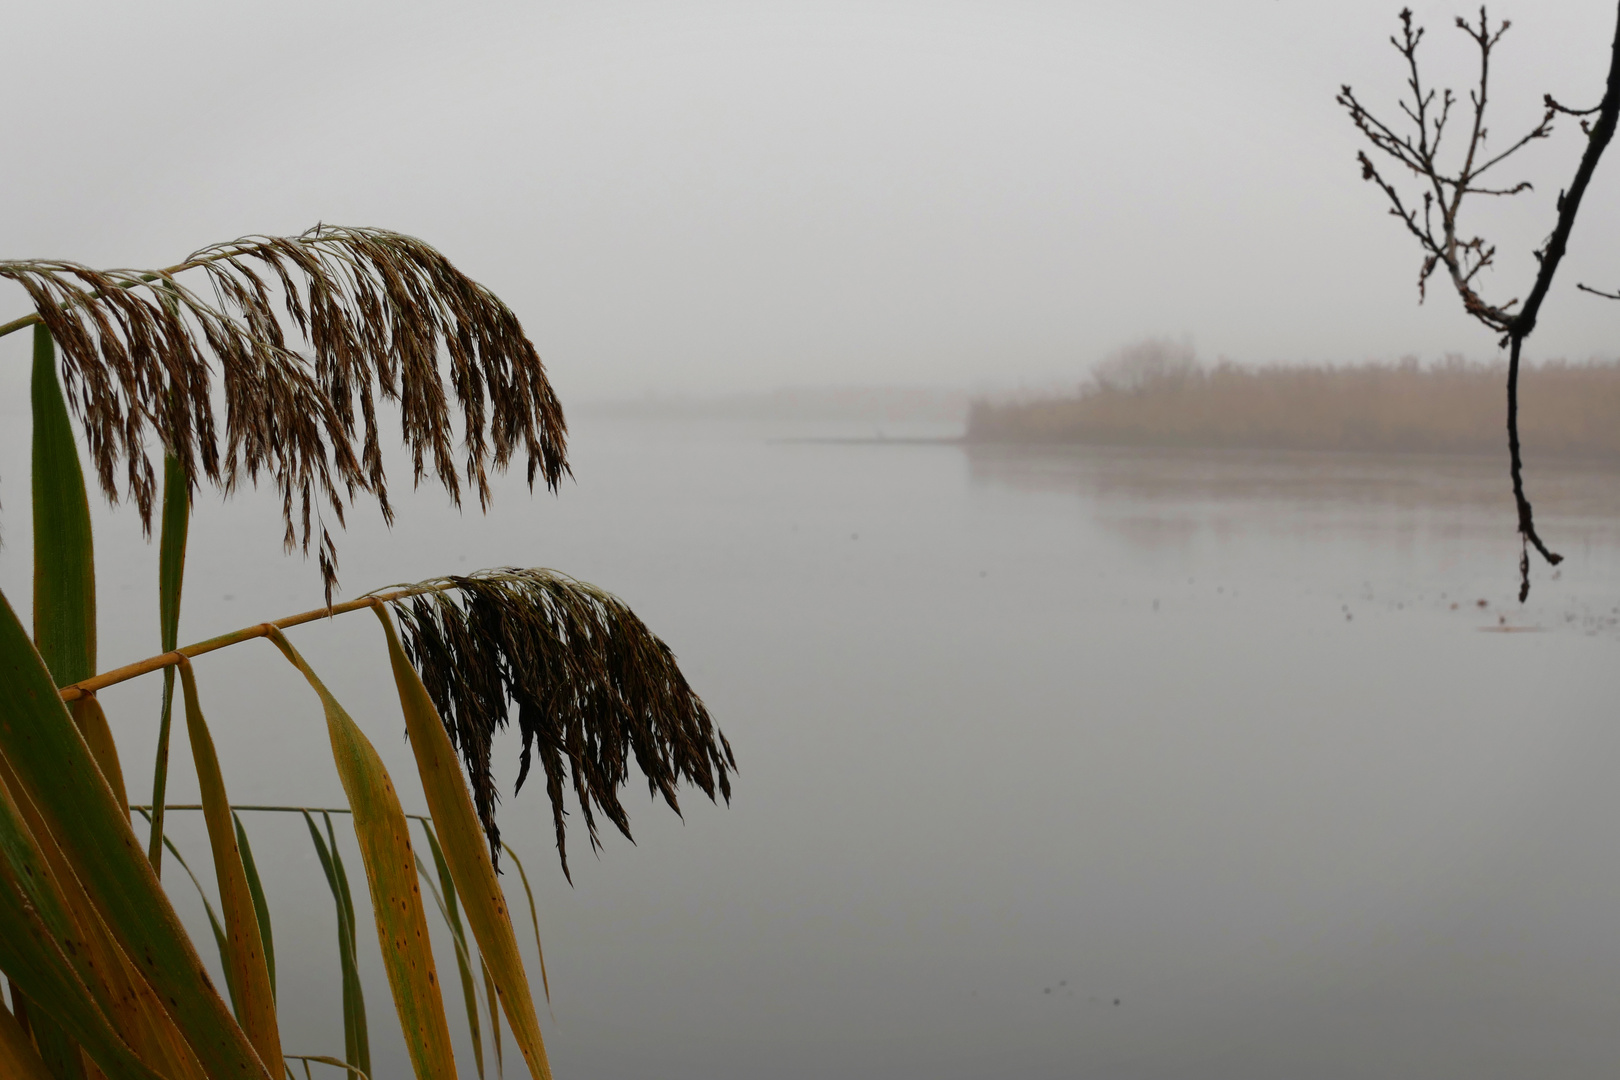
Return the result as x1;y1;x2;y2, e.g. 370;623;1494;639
967;356;1620;461
0;222;733;1080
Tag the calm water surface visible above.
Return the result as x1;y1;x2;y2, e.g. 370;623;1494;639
6;414;1620;1079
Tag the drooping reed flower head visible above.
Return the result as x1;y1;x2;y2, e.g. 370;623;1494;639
1;224;568;601
388;569;735;876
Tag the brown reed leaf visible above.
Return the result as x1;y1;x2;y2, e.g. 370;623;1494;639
387;569;734;878
0;225;569;602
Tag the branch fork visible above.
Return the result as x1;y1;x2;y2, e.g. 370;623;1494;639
1341;4;1620;599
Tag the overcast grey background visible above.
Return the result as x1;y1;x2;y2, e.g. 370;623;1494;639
4;1;1620;398
9;4;1620;1078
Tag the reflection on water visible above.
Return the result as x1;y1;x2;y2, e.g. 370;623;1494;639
968;442;1620;639
968;442;1620;526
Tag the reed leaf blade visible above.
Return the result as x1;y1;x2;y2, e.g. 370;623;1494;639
6;779;205;1080
0;994;55;1080
136;817;239;1018
20;997;87;1080
0;771;92;1080
30;325;95;687
482;962;502;1079
417;822;483;1079
268;629;456;1080
326;818;368;1076
176;661;283;1075
0;589;270;1080
148;452;190;873
301;812;368;1079
0;836;162;1080
69;697;127;815
498;846;549;1006
376;604;551;1080
234;812;276;1000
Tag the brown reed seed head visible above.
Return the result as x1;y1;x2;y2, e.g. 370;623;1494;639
1;225;569;602
388;569;735;877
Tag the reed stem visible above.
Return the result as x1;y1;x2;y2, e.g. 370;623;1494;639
59;581;448;702
0;247;284;342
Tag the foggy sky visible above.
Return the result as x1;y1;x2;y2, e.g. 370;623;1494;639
5;0;1620;398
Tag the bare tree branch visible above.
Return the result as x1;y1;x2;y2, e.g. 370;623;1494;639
1341;4;1620;599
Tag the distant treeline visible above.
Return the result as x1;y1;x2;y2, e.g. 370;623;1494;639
966;344;1620;461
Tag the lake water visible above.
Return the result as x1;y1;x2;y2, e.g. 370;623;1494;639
6;413;1620;1079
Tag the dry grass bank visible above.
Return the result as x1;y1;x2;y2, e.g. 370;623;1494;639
966;358;1620;461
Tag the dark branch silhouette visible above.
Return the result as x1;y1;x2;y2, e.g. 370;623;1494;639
1340;5;1620;600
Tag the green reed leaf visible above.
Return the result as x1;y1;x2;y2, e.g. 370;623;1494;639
176;662;281;1075
0;823;162;1080
234;813;276;1000
301;812;368;1080
148;452;190;875
326;816;369;1079
0;590;270;1080
482;960;502;1078
416;822;483;1079
30;325;95;688
500;845;551;1006
19;992;87;1080
269;629;457;1080
133;810;238;1017
0;992;55;1080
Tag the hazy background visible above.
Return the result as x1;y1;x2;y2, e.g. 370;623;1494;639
8;3;1620;1079
3;1;1620;398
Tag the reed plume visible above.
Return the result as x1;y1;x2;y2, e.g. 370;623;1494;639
0;224;568;601
388;569;735;876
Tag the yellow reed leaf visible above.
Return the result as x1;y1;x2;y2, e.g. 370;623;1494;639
0;811;164;1080
0;590;269;1080
0;997;56;1080
176;659;283;1077
69;697;127;815
374;603;553;1080
266;627;457;1080
0;751;207;1080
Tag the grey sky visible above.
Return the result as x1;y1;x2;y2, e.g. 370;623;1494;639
4;0;1620;398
